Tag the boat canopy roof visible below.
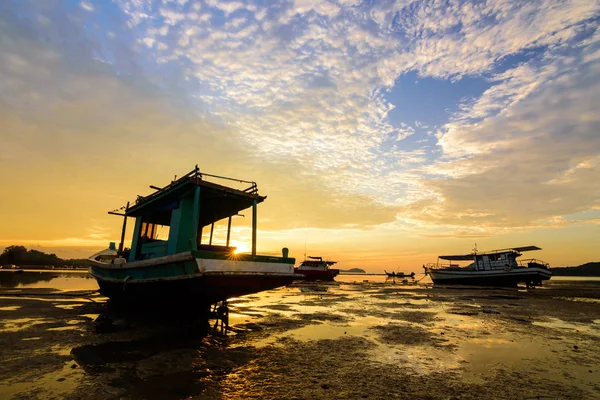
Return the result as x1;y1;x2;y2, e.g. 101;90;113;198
121;167;265;227
302;256;337;265
439;246;541;261
439;254;475;261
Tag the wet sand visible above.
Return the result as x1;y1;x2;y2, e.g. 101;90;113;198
0;272;599;399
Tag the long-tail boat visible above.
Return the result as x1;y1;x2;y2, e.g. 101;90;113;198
88;166;296;310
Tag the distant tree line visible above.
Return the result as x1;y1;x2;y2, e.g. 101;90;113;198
0;245;91;267
551;262;600;276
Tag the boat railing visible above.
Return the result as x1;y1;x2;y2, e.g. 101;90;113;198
124;166;259;207
518;258;549;269
199;171;258;195
426;262;471;270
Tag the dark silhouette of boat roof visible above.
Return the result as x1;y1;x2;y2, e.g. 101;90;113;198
124;168;265;227
439;246;541;261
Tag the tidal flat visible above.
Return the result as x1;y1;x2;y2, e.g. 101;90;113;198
0;271;599;399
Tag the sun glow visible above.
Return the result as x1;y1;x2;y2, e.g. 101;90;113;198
233;242;250;254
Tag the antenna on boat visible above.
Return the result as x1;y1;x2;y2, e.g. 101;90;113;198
304;240;307;261
473;243;478;255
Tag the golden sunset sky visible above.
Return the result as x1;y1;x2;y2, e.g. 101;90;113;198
1;0;599;272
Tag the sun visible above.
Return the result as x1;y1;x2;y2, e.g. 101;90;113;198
233;242;250;254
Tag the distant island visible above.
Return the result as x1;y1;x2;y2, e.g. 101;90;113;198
551;262;600;277
339;268;366;274
0;245;92;269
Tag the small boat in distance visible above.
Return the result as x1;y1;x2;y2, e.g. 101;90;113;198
88;166;296;311
294;256;339;281
384;270;415;278
423;245;551;287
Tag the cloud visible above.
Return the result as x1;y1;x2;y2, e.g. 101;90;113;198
1;0;599;256
407;40;600;232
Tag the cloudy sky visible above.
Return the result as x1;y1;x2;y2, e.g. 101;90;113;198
1;0;599;271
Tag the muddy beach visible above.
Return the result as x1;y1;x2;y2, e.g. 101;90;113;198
0;272;599;399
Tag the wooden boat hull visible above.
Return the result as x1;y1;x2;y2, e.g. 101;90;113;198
90;251;296;305
294;268;339;281
426;267;552;287
94;273;294;305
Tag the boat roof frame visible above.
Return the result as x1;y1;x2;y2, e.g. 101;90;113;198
439;246;542;261
113;166;266;226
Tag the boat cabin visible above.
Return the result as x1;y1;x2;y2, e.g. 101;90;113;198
113;166;265;262
436;246;548;271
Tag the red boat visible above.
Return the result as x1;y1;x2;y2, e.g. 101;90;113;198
294;256;339;281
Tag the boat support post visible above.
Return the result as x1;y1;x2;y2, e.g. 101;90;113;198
118;202;129;255
191;185;201;250
212;300;229;334
252;200;257;256
209;222;214;245
226;216;232;247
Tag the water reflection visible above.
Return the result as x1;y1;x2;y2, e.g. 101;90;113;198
2;270;600;398
0;270;96;291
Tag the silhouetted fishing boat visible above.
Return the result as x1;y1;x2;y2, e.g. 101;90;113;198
384;270;415;278
294;256;339;281
89;166;296;310
423;246;551;287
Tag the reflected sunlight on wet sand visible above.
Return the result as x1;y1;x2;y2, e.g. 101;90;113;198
1;271;599;399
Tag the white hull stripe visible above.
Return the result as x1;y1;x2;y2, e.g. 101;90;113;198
197;258;294;274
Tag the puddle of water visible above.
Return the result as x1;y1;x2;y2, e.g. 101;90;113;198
555;297;600;304
370;345;462;375
54;304;81;310
0;360;83;398
47;326;80;331
0;306;21;311
0;270;97;291
50;344;74;356
255;316;387;347
533;317;600;337
46;320;84;332
2;318;50;332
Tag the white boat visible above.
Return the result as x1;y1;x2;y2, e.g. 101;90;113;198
294;256;339;281
423;246;551;287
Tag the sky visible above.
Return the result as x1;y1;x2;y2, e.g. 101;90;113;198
1;0;599;272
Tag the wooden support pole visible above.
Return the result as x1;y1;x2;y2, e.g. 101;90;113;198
118;202;129;255
191;186;201;250
252;200;257;256
226;216;232;247
209;222;214;245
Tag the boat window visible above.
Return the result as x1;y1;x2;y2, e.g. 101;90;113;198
140;222;157;240
155;225;170;240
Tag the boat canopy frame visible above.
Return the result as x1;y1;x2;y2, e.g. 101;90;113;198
124;167;264;227
108;166;266;256
439;246;541;261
